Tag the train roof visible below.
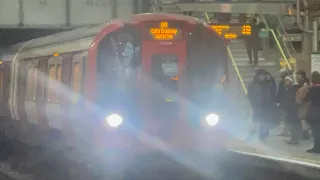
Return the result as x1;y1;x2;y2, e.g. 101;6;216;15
3;13;212;60
10;13;204;51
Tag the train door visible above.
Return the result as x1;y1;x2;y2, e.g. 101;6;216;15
25;59;39;125
46;55;63;130
141;21;187;140
69;51;90;141
0;61;11;117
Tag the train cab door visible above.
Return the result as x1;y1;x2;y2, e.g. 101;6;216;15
140;21;187;141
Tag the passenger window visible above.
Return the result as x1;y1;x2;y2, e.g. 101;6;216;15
47;65;56;102
72;62;81;93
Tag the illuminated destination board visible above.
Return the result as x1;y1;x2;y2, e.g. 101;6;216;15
211;24;251;39
146;21;183;41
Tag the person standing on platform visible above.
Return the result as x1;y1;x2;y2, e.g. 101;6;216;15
277;69;293;136
244;17;265;67
282;75;300;145
305;71;320;153
247;69;276;142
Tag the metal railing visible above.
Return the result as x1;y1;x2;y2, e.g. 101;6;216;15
258;15;292;70
276;15;299;59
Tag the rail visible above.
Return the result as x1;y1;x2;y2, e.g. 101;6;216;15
258;15;292;70
204;12;248;95
227;47;248;95
276;15;299;59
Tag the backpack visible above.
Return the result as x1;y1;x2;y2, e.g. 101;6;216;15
296;85;308;104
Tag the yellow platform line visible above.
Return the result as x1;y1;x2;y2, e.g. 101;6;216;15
229;149;320;168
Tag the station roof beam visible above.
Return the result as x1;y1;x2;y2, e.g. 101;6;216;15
175;2;294;15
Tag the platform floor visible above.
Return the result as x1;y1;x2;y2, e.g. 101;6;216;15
227;123;320;167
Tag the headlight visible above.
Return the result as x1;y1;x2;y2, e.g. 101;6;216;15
205;113;219;126
105;114;123;128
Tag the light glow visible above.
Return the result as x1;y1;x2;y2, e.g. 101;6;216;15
105;114;123;128
205;113;219;126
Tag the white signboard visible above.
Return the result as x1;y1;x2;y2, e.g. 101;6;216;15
23;0;67;27
0;0;20;27
116;0;134;19
311;53;320;73
70;0;113;26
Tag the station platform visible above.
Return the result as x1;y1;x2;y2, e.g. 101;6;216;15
227;123;320;168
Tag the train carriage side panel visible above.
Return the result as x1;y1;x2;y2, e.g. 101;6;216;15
6;37;93;147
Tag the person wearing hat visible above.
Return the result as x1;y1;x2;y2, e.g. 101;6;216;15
277;69;291;137
282;75;300;144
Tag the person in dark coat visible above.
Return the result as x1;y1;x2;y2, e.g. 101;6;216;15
247;69;277;141
282;75;300;144
305;71;320;153
244;18;265;66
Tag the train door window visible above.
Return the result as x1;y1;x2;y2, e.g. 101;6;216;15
72;62;81;93
26;65;38;101
57;64;62;84
0;70;3;97
48;56;63;103
72;52;87;94
151;54;178;91
32;68;38;101
47;65;57;102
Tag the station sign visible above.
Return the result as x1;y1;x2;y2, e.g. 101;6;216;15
311;53;320;73
282;34;303;42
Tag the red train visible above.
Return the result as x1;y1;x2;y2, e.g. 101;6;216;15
0;13;232;178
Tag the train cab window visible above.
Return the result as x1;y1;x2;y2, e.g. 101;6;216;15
47;65;57;102
72;62;81;93
26;67;37;101
97;26;141;86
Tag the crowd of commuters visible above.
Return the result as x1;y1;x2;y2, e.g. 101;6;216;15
247;68;320;153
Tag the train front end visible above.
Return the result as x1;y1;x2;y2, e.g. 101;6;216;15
91;16;233;163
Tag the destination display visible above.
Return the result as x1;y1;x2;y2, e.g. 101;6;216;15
210;24;251;39
146;21;184;41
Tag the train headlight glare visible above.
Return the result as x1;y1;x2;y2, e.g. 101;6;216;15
205;113;219;126
105;114;123;128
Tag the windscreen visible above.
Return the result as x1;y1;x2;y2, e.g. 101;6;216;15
186;24;228;103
